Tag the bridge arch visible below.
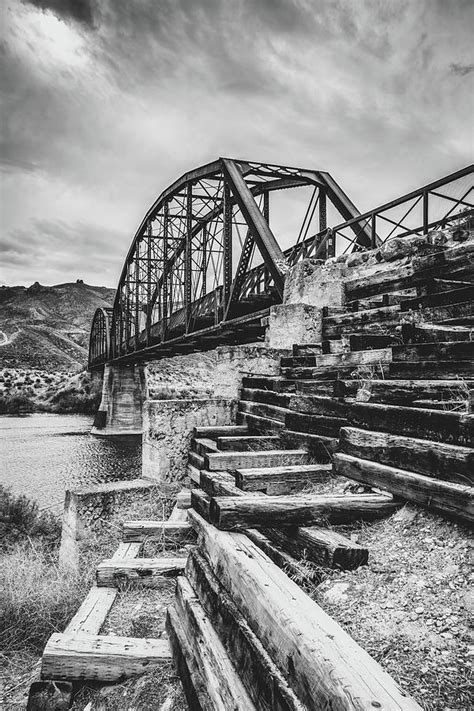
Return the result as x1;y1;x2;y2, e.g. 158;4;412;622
88;307;113;367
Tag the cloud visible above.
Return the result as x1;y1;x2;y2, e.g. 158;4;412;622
22;0;94;27
449;62;474;76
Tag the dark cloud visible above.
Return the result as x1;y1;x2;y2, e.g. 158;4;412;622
449;62;474;76
22;0;94;26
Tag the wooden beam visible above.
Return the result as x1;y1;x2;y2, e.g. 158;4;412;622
217;435;281;451
41;633;171;681
235;463;331;494
122;520;194;542
263;526;368;569
208;492;399;529
64;587;117;636
96;557;187;587
188;511;422;710
333;453;474;525
205;449;310;472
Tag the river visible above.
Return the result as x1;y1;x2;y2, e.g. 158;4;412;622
0;413;141;511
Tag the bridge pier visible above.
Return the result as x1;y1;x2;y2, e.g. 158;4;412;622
91;363;145;437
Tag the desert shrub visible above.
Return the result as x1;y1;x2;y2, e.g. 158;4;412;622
0;486;61;550
0;393;36;414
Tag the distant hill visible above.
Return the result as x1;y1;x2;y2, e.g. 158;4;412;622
0;281;116;371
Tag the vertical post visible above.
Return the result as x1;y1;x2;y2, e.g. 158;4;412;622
371;215;377;249
263;191;271;293
185;183;193;333
162;201;169;341
146;221;152;346
134;246;140;350
223;182;232;308
125;269;131;352
201;223;207;298
319;187;327;232
422;191;429;235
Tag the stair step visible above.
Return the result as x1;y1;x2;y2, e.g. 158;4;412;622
400;285;474;311
285;411;347;438
217;435;281;451
64;587;117;636
238;400;289;423
389;360;474;379
292;343;323;356
239;387;290;408
41;633;171;681
316;347;393;368
349;334;401;351
122;520;194;542
349;402;474;446
187;464;201;484
392;340;474;362
193;425;248;438
241;376;296;392
340;426;473;484
323;305;401;338
288;394;350;418
96;557;187;587
279;430;338;462
295;379;348;397
236;411;285;433
353;378;473;405
401;323;474;344
188;449;206;470
333;453;473;525
419;300;474;325
192;437;220;457
205;449;310;472
235;463;332;494
168;576;257;710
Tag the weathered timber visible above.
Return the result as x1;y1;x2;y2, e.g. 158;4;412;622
191;489;213;519
279;430;338;461
349;334;401;350
188;450;206;470
96;557;187;587
288;394;349;417
41;633;171;681
122;520;194;543
64;587;117;636
340;427;473;484
205;449;309;472
295;379;347;397
243;528;322;585
285;411;348;438
173;575;257;710
208;492;398;529
323;305;401;338
392;341;474;362
280;355;319;368
235;463;331;494
236;410;285;433
166;606;209;711
401;322;473;344
389;360;474;379
238;400;288;423
333;453;474;525
193;425;248;438
188;511;422;711
419;300;474;324
349;402;474;446
240;387;291;408
293;343;323;356
177;490;192;508
420;277;473;295
316;347;393;368
354;379;473;405
241;376;296;392
192;438;219;457
400;285;474;311
111;541;142;559
186;549;306;711
187;463;201;483
199;471;240;497
217;435;281;451
263;525;368;569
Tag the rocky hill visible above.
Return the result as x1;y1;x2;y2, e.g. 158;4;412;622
0;281;116;371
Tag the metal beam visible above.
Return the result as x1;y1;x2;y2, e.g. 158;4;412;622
221;158;287;298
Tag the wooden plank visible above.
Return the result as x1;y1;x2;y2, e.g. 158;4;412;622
400;285;474;311
193;425;248;438
173;576;257;710
205;449;310;472
389;360;474;379
333;453;474;525
64;587;117;636
392;341;474;362
112;541;142;559
294;379;343;397
199;471;239;497
122;520;194;542
288;394;349;417
177;490;192;508
96;557;187;587
166;606;209;711
401;322;473;344
285;411;348;438
41;633;171;681
349;334;400;351
208;492;398;529
243;528;322;586
354;379;473;405
235;463;331;494
217;435;281;451
348;402;474;446
237;400;289;423
192;437;220;457
279;430;338;461
188;450;206;470
340;427;473;484
186;549;306;711
263;526;368;570
316;347;392;368
418;300;474;325
187;463;201;484
240;388;291;408
236;411;285;433
241;376;295;392
188;511;422;710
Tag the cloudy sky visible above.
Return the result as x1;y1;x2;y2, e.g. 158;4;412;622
1;0;473;287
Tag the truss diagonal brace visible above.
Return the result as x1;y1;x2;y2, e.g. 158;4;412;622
221;158;288;298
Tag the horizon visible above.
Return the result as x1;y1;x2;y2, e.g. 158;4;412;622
1;0;473;288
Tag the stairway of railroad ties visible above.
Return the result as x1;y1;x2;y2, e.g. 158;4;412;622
39;242;473;710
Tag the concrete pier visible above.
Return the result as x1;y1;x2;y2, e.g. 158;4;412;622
91;363;145;437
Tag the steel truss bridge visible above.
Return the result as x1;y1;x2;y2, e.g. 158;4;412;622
89;160;473;369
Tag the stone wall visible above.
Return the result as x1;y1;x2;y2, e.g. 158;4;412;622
142;398;237;482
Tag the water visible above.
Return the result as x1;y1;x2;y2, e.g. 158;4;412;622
0;414;141;510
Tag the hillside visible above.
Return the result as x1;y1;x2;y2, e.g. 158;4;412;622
0;281;116;371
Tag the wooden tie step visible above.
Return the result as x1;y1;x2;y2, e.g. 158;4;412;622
389;359;474;379
401;322;474;344
216;435;281;451
346;378;473;406
96;557;187;587
193;425;248;438
239;387;291;408
122;520;194;542
237;399;289;423
333;453;474;525
400;285;474;312
339;426;473;484
241;375;296;392
283;347;393;370
235;463;332;494
205;448;310;472
192;437;220;457
285;411;348;438
323;305;401;339
392;340;474;362
42;633;171;682
236;410;285;433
